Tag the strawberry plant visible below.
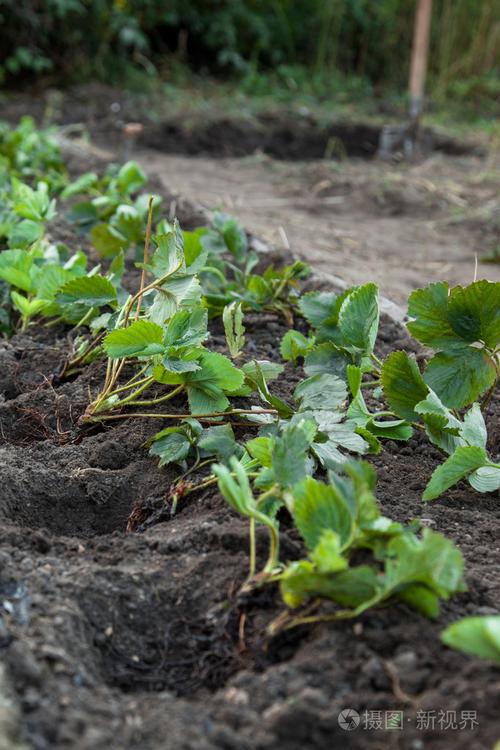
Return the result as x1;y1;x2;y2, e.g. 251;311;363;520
81;218;280;424
1;177;58;249
0;116;65;189
213;457;466;630
189;211;310;322
63;161;160;258
278;283;383;392
406;281;500;409
382;349;500;500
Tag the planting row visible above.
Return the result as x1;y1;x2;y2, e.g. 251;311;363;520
1;116;499;664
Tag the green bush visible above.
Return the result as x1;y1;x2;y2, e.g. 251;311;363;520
0;0;497;97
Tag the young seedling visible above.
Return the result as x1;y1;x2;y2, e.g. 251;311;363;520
213;456;280;579
223;301;245;358
214;451;466;632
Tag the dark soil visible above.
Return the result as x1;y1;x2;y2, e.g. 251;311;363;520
1;83;483;161
1;299;499;750
0;114;499;750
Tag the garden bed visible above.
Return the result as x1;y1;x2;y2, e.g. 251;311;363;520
1;84;484;160
0;126;499;750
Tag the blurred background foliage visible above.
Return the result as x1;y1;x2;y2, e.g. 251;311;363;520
0;0;498;111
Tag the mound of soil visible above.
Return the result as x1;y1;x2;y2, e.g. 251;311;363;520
2;83;483;161
139;113;484;161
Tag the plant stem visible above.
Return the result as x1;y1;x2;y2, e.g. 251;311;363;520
72;306;95;331
85;408;278;423
134;196;153;321
360;379;381;389
107;377;156;408
177;470;261;499
121;384;184;408
103;371;151;397
481;354;499;411
249;518;256;578
264;523;280;574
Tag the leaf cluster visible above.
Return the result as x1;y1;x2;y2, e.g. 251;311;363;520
382;350;500;499
214;457;466;628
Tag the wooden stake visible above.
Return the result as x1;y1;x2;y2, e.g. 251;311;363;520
409;0;433;121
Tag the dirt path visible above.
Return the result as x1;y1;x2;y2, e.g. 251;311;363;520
136;147;500;306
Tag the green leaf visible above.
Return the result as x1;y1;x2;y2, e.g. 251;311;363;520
272;418;317;487
292;476;354;549
9;219;43;247
407;282;456;348
280;561;379;609
315;422;370;466
442;616;500;663
149;429;191;467
35;264;72;301
163;307;208;351
56;275;117;308
115;161;146;195
182;229;209;271
338;282;379;352
91;223;127;258
241;360;284;383
160;275;202;316
0;248;33;292
66;200;99;227
198;424;240;460
366;419;412;442
310;530;348;573
299;290;339;329
280;329;314;362
184;352;244;415
346;364;362;395
461;403;487;448
304;342;348;379
245;436;273;468
424;348;496;408
61;172;98;199
103;320;164;359
468;466;500;493
235;360;292;417
294;373;347;412
381;351;428;421
213;457;256;517
108;251;125;284
223;301;245;358
146;228;185;278
353;427;382;454
194;352;244;393
384;528;466;615
11;291;48;318
212;212;248;260
12;179;55;222
213;457;277;538
447;280;500;349
415;390;463;455
423;445;489;501
112;205;144;244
